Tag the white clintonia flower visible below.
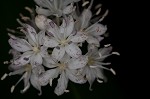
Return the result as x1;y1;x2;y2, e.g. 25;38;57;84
44;15;87;60
83;45;116;90
2;64;45;95
8;24;47;67
38;54;88;95
34;0;80;17
74;0;107;46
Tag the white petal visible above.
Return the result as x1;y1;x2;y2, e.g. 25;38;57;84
9;49;21;59
70;31;88;43
34;0;52;8
68;55;88;69
99;46;112;56
35;7;52;16
66;69;87;84
25;24;38;44
80;9;92;29
13;51;32;67
65;43;81;58
32;65;45;75
96;36;104;42
85;23;107;36
30;73;42;95
85;67;96;90
63;3;75;14
22;72;31;93
54;71;68;96
40;46;48;57
38;30;45;45
61;15;74;38
9;38;32;52
63;0;80;7
39;68;59;86
46;19;60;39
59;53;70;64
86;36;99;46
43;56;57;68
30;53;43;66
44;36;59;47
95;68;106;81
52;46;65;61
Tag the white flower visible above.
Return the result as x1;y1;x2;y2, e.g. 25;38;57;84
34;0;80;17
5;64;45;95
8;24;48;67
44;15;87;60
82;46;116;90
74;0;107;46
38;54;88;95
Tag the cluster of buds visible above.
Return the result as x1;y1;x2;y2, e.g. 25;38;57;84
1;0;119;96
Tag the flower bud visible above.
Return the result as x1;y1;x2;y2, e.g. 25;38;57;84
35;15;47;30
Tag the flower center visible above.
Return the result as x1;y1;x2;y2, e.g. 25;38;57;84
57;63;66;70
87;57;95;66
33;47;40;53
25;64;32;72
60;39;68;46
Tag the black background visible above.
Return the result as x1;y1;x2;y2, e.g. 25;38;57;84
0;0;130;99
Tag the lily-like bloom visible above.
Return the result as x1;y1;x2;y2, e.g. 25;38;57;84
38;54;88;95
82;45;116;90
74;0;107;47
8;24;48;67
2;64;45;95
34;0;80;17
44;15;87;60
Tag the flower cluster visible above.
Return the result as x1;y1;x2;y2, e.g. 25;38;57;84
1;0;119;96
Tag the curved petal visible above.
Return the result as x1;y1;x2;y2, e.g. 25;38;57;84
59;53;70;64
38;30;45;45
35;6;52;16
66;69;87;84
30;53;43;66
94;68;106;81
30;73;42;95
63;3;75;14
99;46;112;56
13;51;32;67
34;0;53;8
44;36;59;47
54;71;68;96
85;67;96;90
70;31;88;43
39;68;59;86
61;15;74;38
52;46;65;61
65;43;81;58
85;23;107;36
86;36;99;46
80;9;92;29
63;0;80;7
68;55;88;69
46;19;60;39
25;24;38;44
9;38;32;52
43;56;57;68
9;49;21;59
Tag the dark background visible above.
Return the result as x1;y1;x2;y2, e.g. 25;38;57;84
0;0;130;99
